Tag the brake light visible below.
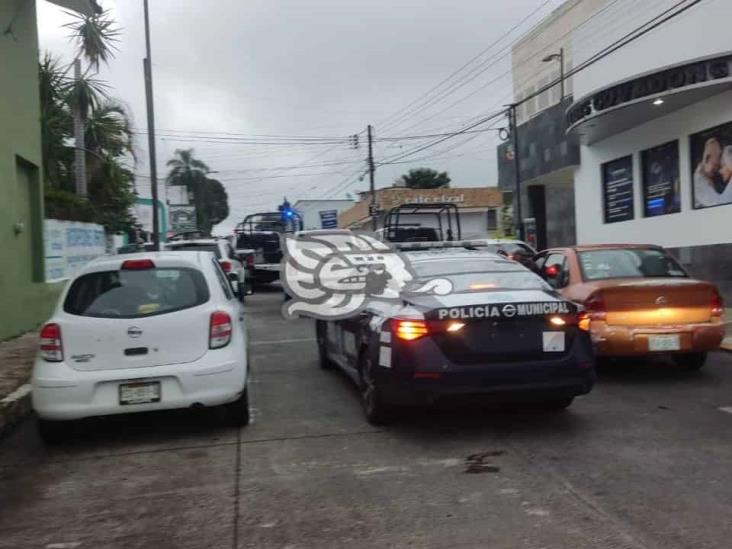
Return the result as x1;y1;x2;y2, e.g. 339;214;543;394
577;311;591;331
209;311;232;349
545;264;559;277
711;289;724;316
121;259;155;270
394;320;429;341
585;291;607;320
220;260;232;273
40;323;63;362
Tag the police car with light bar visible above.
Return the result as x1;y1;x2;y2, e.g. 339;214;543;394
315;239;595;425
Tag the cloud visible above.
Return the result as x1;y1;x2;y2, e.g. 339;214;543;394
37;0;561;234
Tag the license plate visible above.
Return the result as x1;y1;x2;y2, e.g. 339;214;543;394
648;334;680;352
542;331;566;352
119;381;161;405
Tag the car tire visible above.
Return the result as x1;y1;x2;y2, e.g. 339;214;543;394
674;352;707;371
315;320;335;370
222;386;251;427
358;348;395;426
542;397;574;411
37;418;76;444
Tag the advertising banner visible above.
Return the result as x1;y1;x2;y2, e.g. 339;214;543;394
690;120;732;209
602;156;634;223
641;140;680;218
44;220;106;282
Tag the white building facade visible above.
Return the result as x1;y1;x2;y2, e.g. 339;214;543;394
567;0;732;299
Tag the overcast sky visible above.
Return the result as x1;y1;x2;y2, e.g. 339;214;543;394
37;0;566;234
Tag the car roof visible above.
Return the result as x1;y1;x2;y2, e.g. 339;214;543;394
567;244;663;252
405;249;529;273
79;252;213;275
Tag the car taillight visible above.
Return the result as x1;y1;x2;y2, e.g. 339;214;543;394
122;258;155;270
40;323;63;362
220;260;232;273
711;289;724;316
394;320;429;341
209;311;232;349
585;291;607;320
577;311;591;331
393;319;465;341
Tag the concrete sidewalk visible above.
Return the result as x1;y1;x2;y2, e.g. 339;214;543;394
0;333;37;438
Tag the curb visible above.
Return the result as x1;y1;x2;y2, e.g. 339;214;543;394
0;384;32;439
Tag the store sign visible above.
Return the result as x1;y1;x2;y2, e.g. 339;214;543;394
641;140;680;218
602;156;634;223
44;220;106;282
568;54;732;128
319;209;338;229
410;193;465;204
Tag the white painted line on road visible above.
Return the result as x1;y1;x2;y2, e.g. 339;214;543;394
0;383;31;404
251;337;316;346
718;406;732;415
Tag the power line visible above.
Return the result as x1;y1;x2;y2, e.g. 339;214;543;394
376;0;556;133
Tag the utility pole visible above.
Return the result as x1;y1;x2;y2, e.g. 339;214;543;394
509;105;524;240
72;59;87;197
367;124;377;231
559;47;565;101
143;0;160;250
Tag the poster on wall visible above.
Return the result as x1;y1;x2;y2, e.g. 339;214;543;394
690;120;732;209
641;140;681;217
319;209;338;229
602;155;634;223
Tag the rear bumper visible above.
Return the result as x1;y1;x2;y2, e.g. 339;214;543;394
591;321;724;356
382;373;595;406
377;336;596;406
32;353;247;421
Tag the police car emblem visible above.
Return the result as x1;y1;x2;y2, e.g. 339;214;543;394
501;304;517;317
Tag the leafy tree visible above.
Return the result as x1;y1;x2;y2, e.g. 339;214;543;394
396;168;451;189
39;10;137;234
166;149;229;234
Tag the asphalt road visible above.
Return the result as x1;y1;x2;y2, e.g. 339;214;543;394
1;291;732;548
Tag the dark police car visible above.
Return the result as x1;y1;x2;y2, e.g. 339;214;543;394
315;243;596;424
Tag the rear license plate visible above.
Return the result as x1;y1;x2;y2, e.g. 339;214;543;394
648;334;680;352
542;331;566;352
119;381;161;405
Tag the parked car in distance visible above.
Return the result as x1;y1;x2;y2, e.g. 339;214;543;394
166;238;251;300
534;244;725;369
32;252;250;443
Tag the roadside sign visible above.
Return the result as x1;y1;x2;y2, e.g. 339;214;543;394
319;209;338;229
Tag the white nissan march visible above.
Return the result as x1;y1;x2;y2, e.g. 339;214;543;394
32;252;250;443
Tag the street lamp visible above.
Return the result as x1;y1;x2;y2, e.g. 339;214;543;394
542;47;565;102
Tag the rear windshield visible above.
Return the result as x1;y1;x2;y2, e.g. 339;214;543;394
64;268;210;318
412;258;518;277
578;249;687;281
411;258;550;291
168;243;221;258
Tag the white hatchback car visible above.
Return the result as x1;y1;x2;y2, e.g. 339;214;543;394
32;252;250;443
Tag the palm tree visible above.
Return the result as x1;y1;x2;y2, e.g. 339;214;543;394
63;9;120;73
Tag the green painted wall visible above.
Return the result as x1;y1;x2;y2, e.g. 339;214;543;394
0;0;63;340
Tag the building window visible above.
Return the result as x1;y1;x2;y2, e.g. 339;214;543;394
641;140;681;217
601;155;634;223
